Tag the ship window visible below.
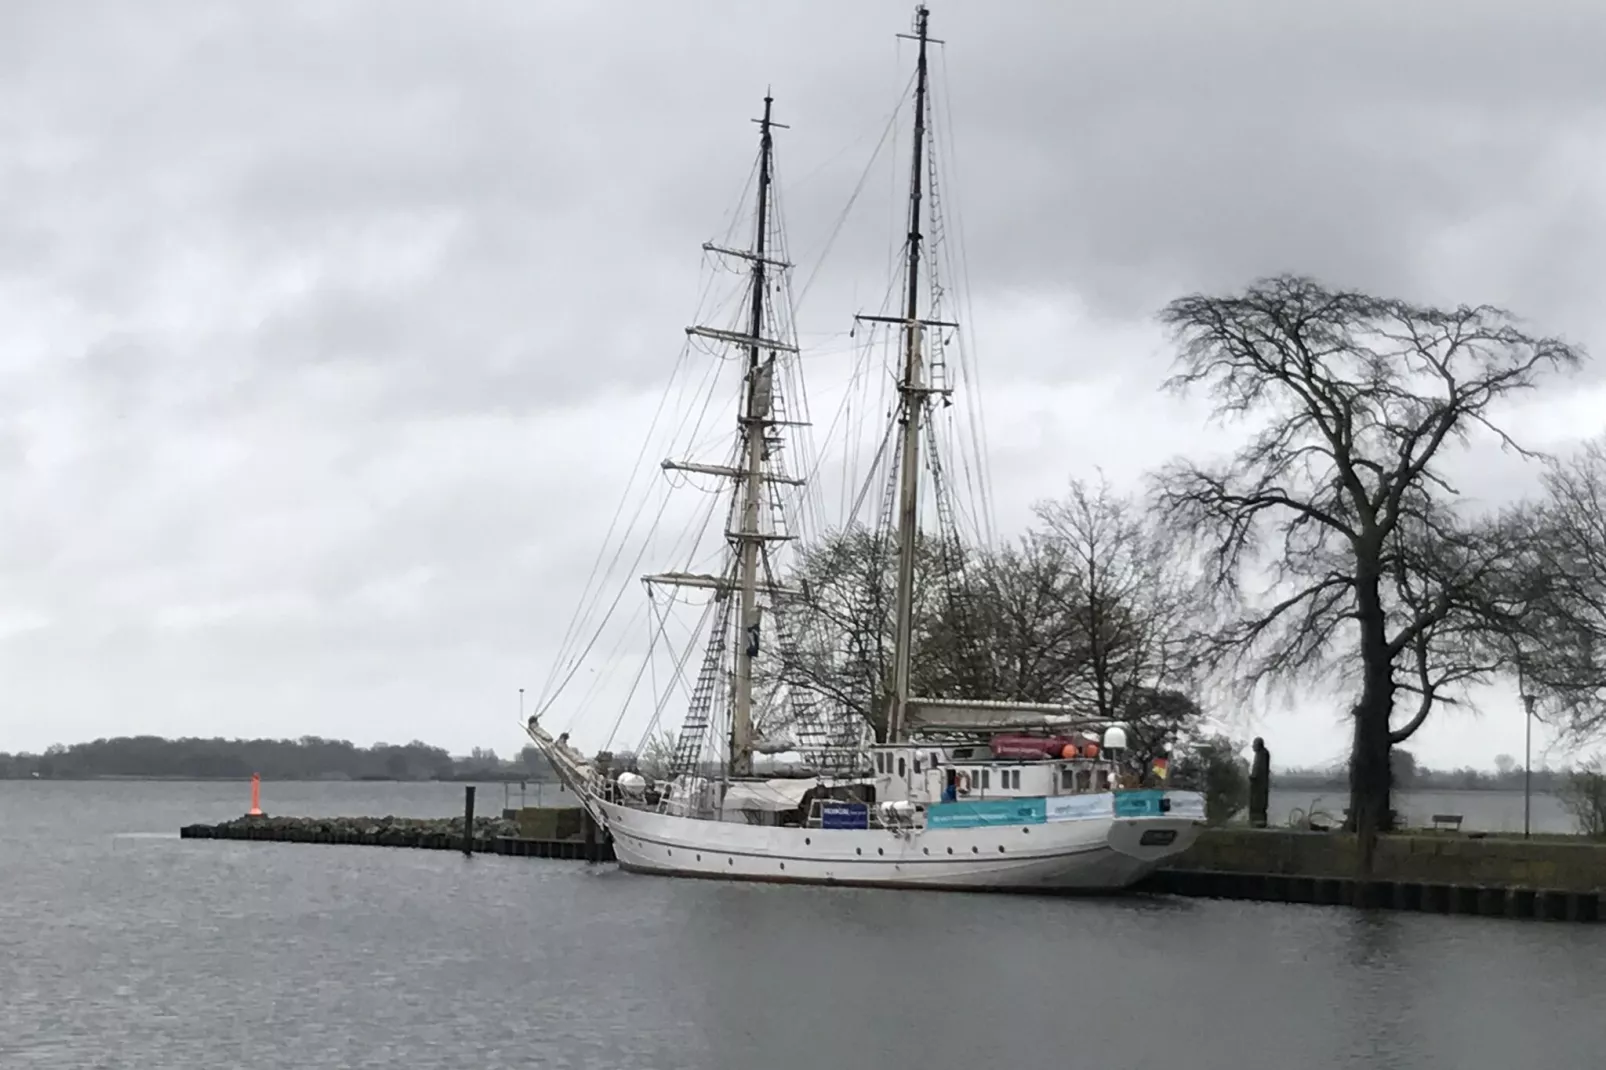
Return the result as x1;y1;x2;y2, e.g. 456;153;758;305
1061;767;1075;792
980;769;991;789
1011;770;1021;789
897;757;907;778
914;755;923;774
1095;769;1110;791
875;753;884;773
1077;768;1093;791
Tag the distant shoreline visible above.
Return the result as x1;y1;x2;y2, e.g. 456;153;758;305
0;775;1549;796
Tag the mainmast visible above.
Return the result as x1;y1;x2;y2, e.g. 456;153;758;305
729;94;780;778
881;5;936;744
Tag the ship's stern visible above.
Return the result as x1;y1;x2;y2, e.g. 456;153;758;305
1104;788;1206;873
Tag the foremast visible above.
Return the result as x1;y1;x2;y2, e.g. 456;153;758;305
653;95;799;781
730;94;780;778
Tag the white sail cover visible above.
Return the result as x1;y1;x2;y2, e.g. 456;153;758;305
904;699;1092;733
720;778;817;814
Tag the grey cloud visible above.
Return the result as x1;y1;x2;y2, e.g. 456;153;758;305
2;0;1603;760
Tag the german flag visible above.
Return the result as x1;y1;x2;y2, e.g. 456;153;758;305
1151;757;1170;781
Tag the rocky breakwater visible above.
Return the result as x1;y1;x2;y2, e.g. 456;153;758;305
180;814;520;850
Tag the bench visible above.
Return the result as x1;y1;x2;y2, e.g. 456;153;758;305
1430;813;1464;831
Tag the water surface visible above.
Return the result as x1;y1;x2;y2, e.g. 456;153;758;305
1;780;1598;1069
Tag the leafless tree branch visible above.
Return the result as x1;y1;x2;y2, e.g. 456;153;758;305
1147;273;1583;853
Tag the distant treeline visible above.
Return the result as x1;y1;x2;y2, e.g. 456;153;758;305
0;733;1569;792
1277;747;1566;794
0;735;559;782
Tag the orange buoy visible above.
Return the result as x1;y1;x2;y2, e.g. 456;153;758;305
246;773;264;817
1061;743;1079;759
1083;743;1100;759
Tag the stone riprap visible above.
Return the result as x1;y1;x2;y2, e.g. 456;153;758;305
186;814;520;848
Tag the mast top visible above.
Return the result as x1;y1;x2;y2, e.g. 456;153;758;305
896;5;940;47
753;90;790;132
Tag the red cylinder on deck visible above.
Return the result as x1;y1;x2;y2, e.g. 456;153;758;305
989;734;1085;759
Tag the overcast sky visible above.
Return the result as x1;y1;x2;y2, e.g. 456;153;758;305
3;0;1605;769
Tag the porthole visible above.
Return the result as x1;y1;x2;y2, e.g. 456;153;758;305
998;845;1006;853
696;853;702;861
805;837;811;845
780;862;786;870
946;847;954;855
972;846;979;853
727;857;734;865
877;847;884;856
855;847;862;855
923;847;930;855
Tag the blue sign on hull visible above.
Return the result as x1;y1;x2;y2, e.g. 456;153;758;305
926;797;1048;829
821;803;869;829
1113;789;1167;817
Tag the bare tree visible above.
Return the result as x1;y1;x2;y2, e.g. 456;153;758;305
1034;475;1200;719
778;524;1105;739
1512;436;1606;741
923;531;1088;704
776;525;976;741
1121;687;1207;773
635;728;678;780
1151;274;1582;871
1382;501;1541;743
777;506;1210;748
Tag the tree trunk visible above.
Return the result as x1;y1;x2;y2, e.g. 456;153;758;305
1348;682;1393;875
1347;570;1395;877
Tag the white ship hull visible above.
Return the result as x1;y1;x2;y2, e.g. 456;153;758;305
594;795;1202;893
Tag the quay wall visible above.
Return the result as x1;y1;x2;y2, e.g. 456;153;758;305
1167;827;1606;893
178;809;1606;921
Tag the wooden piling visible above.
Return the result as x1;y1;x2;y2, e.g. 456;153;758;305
462;785;476;856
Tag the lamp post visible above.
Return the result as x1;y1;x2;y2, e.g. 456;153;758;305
519;687;529;806
1523;692;1536;840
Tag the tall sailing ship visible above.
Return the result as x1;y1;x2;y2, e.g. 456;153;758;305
525;5;1205;892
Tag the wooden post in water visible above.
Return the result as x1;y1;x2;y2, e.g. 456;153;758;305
462;785;476;856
